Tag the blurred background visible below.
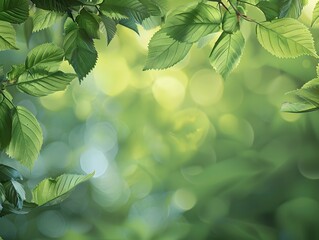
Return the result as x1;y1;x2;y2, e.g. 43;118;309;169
1;2;319;239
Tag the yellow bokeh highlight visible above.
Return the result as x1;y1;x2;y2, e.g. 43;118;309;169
190;69;224;106
40;91;68;111
94;56;130;96
152;76;186;110
173;188;197;211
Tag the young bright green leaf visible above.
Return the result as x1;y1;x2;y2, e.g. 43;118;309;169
311;1;319;26
17;70;76;97
100;0;149;23
76;8;101;39
144;30;192;70
257;1;280;21
256;18;318;58
63;22;97;81
164;3;221;43
100;16;117;45
0;164;23;182
32;172;94;206
32;9;64;32
0;0;29;24
210;31;245;79
222;8;240;33
3;180;25;209
6;106;43;168
279;0;303;18
0;99;12;150
25;43;64;71
0;21;18;51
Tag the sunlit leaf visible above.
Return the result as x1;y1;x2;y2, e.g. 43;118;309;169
312;0;319;26
6;106;43;168
32;9;64;32
0;21;18;51
32;172;94;206
0;0;29;24
210;31;245;79
144;30;192;70
256;18;318;58
222;8;240;33
281;101;318;112
164;3;221;43
17;70;76;97
25;43;64;71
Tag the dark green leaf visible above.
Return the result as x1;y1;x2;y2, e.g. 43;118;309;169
101;16;117;45
119;18;139;34
6;106;43;168
0;164;23;182
257;1;280;21
164;3;221;43
0;0;29;24
0;97;12;150
100;0;149;23
0;21;18;51
76;8;101;39
0;200;37;216
63;21;98;80
32;173;94;206
3;180;25;209
30;0;80;12
144;30;192;70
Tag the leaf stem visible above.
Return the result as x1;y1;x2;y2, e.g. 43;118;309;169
227;0;258;23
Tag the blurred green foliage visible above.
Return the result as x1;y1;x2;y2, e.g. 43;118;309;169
1;3;319;240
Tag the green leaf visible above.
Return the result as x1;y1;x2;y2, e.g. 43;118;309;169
100;0;149;23
3;180;25;209
6;106;43;168
7;64;25;82
144;30;192;70
0;98;12;150
0;183;5;204
311;0;319;27
0;21;18;51
279;0;303;18
0;164;23;182
0;0;29;24
119;18;139;34
257;1;280;21
17;70;76;97
316;64;319;76
256;18;318;58
30;0;80;12
210;31;245;79
76;8;101;39
281;101;318;113
63;22;97;80
25;43;64;71
78;0;103;5
0;200;37;216
100;16;117;45
222;8;240;33
164;3;221;43
32;172;94;206
32;9;64;32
